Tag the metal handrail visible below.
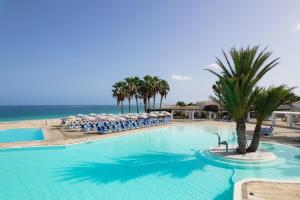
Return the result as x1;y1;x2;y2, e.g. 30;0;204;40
214;132;228;153
220;141;228;153
213;132;221;146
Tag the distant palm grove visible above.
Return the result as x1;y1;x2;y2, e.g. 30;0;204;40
112;75;170;114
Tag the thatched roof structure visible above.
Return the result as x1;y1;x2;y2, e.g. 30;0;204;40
159;105;201;111
196;100;219;109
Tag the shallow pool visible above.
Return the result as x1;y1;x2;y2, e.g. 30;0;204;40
0;128;44;143
0;125;299;199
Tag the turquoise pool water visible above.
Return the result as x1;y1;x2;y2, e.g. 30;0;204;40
0;125;299;199
0;128;44;143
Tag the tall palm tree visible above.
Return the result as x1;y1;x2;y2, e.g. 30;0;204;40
143;75;154;112
207;46;279;154
247;86;293;152
158;79;170;112
138;79;148;112
112;81;127;114
152;76;160;109
131;76;141;113
125;77;138;113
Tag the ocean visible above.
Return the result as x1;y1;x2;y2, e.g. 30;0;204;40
0;105;143;122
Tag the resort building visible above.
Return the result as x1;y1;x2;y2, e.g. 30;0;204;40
150;100;221;120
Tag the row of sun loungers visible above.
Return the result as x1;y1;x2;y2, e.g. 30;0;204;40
61;112;172;134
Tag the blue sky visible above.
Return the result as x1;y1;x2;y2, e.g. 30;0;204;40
0;0;299;105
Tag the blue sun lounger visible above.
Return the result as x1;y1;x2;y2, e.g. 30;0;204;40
261;126;273;136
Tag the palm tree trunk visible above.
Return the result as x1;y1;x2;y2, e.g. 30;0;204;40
143;98;147;113
135;95;139;114
236;118;247;154
159;95;163;112
147;97;151;113
247;122;262;152
153;94;156;109
121;101;124;114
128;97;131;113
220;105;223;116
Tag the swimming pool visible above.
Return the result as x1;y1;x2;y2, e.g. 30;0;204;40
0;125;299;199
0;128;44;143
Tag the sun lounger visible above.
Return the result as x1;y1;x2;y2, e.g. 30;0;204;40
261;126;273;136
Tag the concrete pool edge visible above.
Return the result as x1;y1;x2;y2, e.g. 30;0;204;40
233;178;300;200
207;146;277;163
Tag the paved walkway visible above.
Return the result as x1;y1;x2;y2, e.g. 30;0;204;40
237;180;300;200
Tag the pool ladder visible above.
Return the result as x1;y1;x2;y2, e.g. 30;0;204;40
214;132;228;153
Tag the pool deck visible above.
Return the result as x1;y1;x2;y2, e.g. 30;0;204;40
0;119;300;149
209;146;277;162
234;178;300;200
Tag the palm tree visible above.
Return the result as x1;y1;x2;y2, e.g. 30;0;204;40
152;76;160;109
125;77;138;113
158;79;170;112
210;81;224;116
112;81;127;114
207;46;279;154
283;92;300;105
143;75;154;112
129;76;141;113
247;86;293;152
138;79;148;112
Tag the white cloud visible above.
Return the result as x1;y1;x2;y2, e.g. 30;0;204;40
206;63;219;70
171;74;192;81
294;23;300;31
